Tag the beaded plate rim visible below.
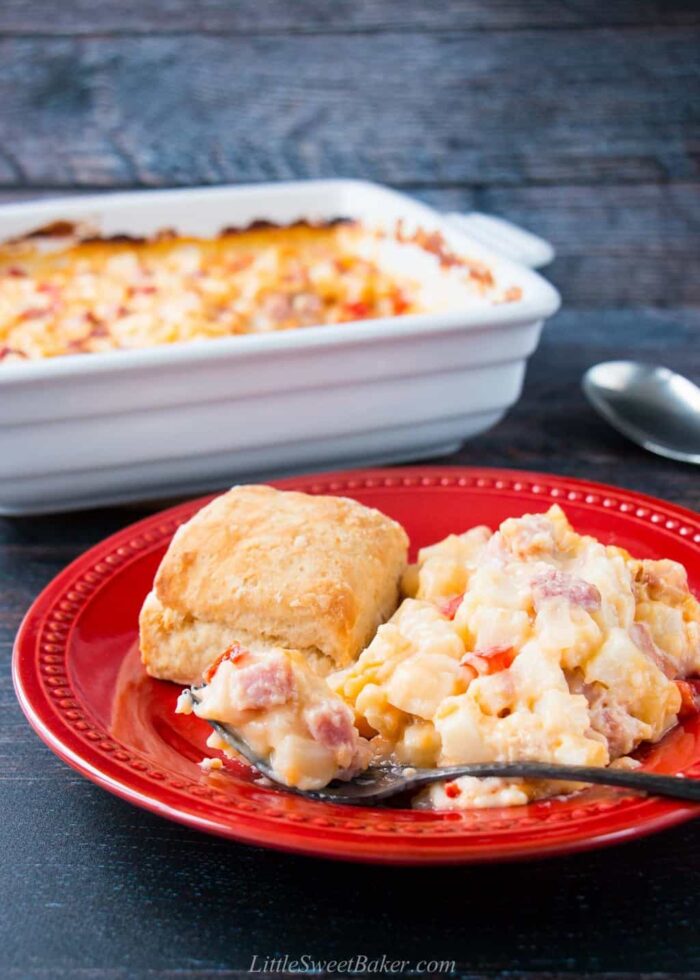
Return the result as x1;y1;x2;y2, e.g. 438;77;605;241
12;466;700;864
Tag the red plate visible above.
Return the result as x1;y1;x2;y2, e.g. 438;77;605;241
12;467;700;864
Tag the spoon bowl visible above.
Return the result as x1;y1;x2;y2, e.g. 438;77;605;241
583;361;700;464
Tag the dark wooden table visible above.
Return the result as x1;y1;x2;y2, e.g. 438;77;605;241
2;3;699;977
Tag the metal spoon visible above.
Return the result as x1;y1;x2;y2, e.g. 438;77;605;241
583;361;700;464
191;700;700;806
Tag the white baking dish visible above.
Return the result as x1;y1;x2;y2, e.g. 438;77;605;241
0;180;559;514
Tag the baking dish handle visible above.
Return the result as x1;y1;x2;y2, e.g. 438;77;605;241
444;212;555;269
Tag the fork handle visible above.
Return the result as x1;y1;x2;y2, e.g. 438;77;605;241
408;763;700;802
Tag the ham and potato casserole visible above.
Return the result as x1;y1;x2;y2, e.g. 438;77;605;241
0;219;517;363
178;645;372;791
333;505;700;808
142;487;700;809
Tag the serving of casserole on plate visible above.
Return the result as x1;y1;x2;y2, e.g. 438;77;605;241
0;180;559;514
146;483;700;808
13;468;700;863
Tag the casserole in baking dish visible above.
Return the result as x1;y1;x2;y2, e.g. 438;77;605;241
0;180;560;514
0;218;520;362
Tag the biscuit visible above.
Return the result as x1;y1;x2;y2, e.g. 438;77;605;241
140;485;408;684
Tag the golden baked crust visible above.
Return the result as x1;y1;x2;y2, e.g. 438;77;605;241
139;590;333;685
140;485;408;683
0;219;518;365
0;221;424;362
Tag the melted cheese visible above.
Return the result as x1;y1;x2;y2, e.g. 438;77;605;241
331;505;700;809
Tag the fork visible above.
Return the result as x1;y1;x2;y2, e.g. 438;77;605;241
191;698;700;805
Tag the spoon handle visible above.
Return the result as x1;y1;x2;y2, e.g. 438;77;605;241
404;762;700;802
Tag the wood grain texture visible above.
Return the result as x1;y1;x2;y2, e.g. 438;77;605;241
1;721;699;977
0;28;697;189
1;741;700;976
423;183;700;307
1;0;699;975
1;0;698;36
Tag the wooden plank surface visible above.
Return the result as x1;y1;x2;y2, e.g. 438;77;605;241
1;0;699;35
0;28;697;189
1;1;699;976
422;184;700;307
1;738;699;976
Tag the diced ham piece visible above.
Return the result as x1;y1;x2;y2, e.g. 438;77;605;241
532;568;601;613
260;291;294;322
235;656;295;710
574;677;642;758
261;290;324;324
629;622;677;679
304;701;356;749
37;282;61;300
437;594;464;620
590;701;638;759
20;307;47;321
0;346;28;361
